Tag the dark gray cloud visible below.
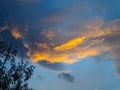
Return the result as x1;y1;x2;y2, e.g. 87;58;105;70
38;61;69;73
92;34;120;77
38;75;44;80
38;61;75;83
116;66;120;78
58;73;75;83
103;35;120;77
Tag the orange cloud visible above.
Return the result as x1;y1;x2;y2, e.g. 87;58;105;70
41;30;55;39
23;41;29;48
11;28;21;39
32;51;77;64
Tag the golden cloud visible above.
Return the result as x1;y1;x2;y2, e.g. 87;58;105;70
54;37;86;51
11;28;21;39
17;18;120;64
28;36;101;64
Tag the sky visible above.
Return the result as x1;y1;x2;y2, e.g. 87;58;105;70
0;0;120;90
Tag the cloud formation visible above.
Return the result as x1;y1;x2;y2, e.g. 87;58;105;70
58;73;75;83
38;61;75;82
11;27;21;39
0;25;9;32
38;61;69;73
21;18;120;65
1;18;120;66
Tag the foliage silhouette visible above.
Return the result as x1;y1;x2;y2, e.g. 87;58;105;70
0;41;35;90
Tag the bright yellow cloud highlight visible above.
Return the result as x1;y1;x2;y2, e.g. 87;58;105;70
32;51;49;62
54;37;86;51
32;52;77;64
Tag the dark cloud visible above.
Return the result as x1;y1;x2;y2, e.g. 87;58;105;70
0;25;9;32
109;57;120;78
58;73;75;83
116;66;120;77
102;35;120;77
38;61;69;73
91;34;120;78
38;61;75;83
38;75;44;80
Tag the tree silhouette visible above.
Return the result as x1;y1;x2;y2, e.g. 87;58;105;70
0;41;35;90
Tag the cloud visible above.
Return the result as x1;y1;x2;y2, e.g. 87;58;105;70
58;73;75;83
41;30;55;40
0;25;9;32
2;18;119;65
38;61;75;83
99;34;120;78
38;61;70;73
116;67;120;78
1;16;120;66
25;18;120;64
22;18;120;78
54;37;86;51
11;27;21;39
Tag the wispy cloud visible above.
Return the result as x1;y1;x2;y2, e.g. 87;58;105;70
38;61;75;82
38;61;70;73
0;25;9;32
58;73;75;83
